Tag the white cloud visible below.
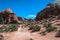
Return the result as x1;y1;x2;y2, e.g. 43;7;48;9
26;15;36;19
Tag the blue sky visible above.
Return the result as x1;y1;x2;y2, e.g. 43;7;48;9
0;0;55;19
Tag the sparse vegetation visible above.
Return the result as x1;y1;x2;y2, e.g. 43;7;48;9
32;25;40;32
5;24;18;32
29;25;41;32
43;22;57;32
8;24;18;32
46;27;57;32
0;24;18;32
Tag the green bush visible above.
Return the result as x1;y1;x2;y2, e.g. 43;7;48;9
55;30;60;37
29;25;41;32
33;25;40;31
5;24;18;32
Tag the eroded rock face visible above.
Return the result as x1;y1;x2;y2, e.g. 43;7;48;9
0;9;22;24
35;3;60;21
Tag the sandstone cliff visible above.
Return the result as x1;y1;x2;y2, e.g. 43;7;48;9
35;3;60;21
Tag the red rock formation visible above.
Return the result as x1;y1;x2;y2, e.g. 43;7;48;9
0;9;22;24
35;3;60;21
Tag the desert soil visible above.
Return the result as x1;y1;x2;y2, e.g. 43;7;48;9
3;25;60;40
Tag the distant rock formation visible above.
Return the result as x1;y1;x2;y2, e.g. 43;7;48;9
17;16;23;21
0;9;22;24
35;3;60;21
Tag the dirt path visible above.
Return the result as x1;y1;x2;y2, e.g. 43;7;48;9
3;25;60;40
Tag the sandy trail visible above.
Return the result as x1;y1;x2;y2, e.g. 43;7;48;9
3;25;60;40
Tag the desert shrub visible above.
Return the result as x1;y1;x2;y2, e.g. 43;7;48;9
55;30;60;37
29;25;41;32
40;31;46;36
33;25;40;31
6;24;18;32
32;25;41;32
46;26;57;32
43;22;57;32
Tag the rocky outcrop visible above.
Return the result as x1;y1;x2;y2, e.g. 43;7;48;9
0;9;22;24
17;16;23;21
35;3;60;21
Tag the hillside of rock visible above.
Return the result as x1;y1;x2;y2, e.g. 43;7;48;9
35;3;60;21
